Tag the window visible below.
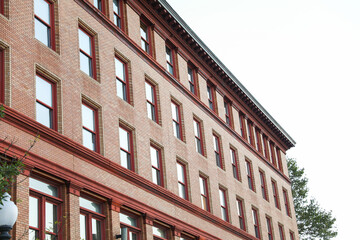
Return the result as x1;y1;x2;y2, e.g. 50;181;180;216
269;142;277;167
119;210;142;240
277;148;284;172
171;101;183;140
262;135;269;159
153;224;169;240
93;0;104;12
283;188;291;217
180;234;196;240
150;145;163;186
259;170;268;201
236;199;246;231
34;0;55;49
145;81;158;123
271;180;280;209
82;102;99;152
255;129;262;152
213;134;223;169
140;20;151;55
187;65;197;95
278;224;285;240
246;120;254;146
36;74;56;129
266;216;273;240
0;49;4;103
252;208;261;239
239;112;246;138
79;27;96;78
219;188;229;222
29;177;62;240
115;57;129;102
199;175;210;212
230;147;240;181
245;160;255;191
224;99;232;127
113;0;123;30
193;118;204;155
177;161;188;200
79;196;105;240
119;125;134;171
207;83;216;112
289;231;295;240
165;45;176;77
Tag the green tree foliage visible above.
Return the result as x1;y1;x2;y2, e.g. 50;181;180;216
287;158;337;240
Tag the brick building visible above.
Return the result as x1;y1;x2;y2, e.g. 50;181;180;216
0;0;298;239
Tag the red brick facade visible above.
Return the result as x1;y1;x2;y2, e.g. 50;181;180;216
0;0;298;239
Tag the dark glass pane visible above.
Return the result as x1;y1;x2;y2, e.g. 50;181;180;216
92;218;101;240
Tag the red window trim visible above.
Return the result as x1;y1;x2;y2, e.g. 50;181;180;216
230;147;240;181
269;142;277;167
145;80;159;123
271;180;280;210
266;216;273;240
278;224;285;240
152;223;170;240
239;112;246;139
36;73;58;131
194;118;204;156
119;124;134;171
290;231;295;240
255;128;262;153
34;0;56;50
115;56;130;102
150;144;164;187
262;134;270;160
276;148;284;172
224;99;233;128
165;44;176;78
177;161;189;200
199;175;210;212
283;188;291;217
213;134;223;169
79;26;97;79
93;0;106;14
113;0;124;30
29;177;63;240
119;210;142;239
219;187;229;222
187;64;198;96
236;198;246;231
171;101;183;141
0;49;5;103
80;198;106;240
246;120;254;146
0;0;4;15
140;19;152;55
82;101;100;153
246;160;255;191
252;208;261;239
259;170;268;201
207;82;216;112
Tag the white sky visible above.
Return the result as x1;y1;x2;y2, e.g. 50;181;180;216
166;0;360;239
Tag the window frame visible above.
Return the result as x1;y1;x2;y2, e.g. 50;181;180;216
35;73;57;130
34;0;56;50
115;56;130;102
193;118;204;156
152;223;170;240
171;101;183;141
78;26;97;79
245;160;255;191
269;142;277;167
119;124;134;171
145;80;159;123
165;44;176;77
113;0;124;30
93;0;105;13
266;216;273;240
271;179;280;210
219;187;229;222
289;231;295;240
207;82;216;112
199;175;210;212
29;177;63;240
0;49;5;103
246;120;254;146
283;188;291;217
224;98;233;128
252;207;261;239
79;196;106;240
276;148;284;172
140;19;152;55
259;170;268;201
150;144;164;186
236;198;246;231
119;209;142;240
278;224;285;240
213;134;223;169
187;64;198;96
230;147;240;181
239;112;247;139
81;101;100;153
177;161;189;200
255;128;262;153
262;134;269;159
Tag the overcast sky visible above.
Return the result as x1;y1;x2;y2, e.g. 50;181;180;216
166;0;360;239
